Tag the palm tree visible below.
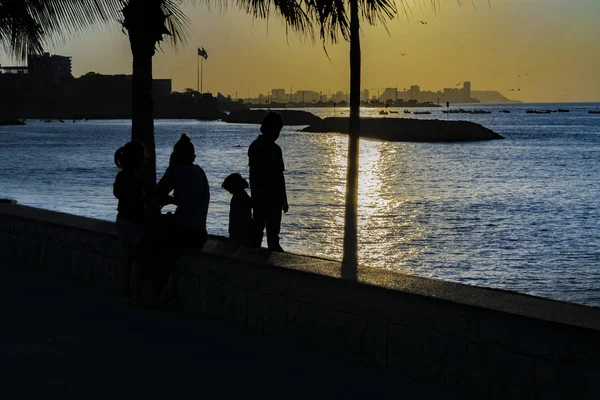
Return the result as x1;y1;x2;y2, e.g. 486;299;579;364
308;0;398;273
0;1;119;60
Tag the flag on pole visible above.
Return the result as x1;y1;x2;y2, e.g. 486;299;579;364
197;47;208;60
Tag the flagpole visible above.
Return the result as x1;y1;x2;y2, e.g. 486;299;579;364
197;52;199;93
201;58;204;94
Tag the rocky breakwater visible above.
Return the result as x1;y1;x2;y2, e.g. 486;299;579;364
223;109;322;126
302;117;504;142
0;119;26;126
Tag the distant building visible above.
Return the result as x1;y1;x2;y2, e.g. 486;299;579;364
331;91;347;103
271;88;286;102
410;85;420;100
294;90;320;103
380;88;398;102
360;89;369;102
28;53;72;83
461;81;471;101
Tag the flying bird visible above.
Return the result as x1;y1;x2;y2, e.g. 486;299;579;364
419;21;427;25
456;82;461;86
399;53;408;56
510;89;515;91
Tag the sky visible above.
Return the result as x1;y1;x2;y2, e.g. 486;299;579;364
1;0;599;102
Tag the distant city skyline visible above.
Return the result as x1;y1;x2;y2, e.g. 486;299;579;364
1;1;598;102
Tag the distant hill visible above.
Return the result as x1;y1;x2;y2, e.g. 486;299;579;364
472;90;521;103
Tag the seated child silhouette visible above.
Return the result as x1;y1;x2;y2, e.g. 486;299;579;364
222;173;252;246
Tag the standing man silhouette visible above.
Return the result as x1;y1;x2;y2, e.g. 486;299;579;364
248;112;288;252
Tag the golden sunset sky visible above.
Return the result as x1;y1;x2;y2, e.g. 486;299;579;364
2;0;599;102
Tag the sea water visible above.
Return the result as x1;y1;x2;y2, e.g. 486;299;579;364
1;103;600;306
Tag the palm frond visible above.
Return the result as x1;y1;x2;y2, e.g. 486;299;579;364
196;0;314;39
161;0;192;47
0;0;121;60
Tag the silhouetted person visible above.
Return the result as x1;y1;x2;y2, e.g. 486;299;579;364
222;173;252;247
248;112;288;252
145;133;210;308
113;141;146;304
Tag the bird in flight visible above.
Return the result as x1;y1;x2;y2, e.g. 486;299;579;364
510;89;515;91
456;82;462;86
419;21;427;25
399;53;408;56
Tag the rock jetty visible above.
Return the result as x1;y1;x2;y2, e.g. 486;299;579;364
0;119;26;126
302;117;504;142
222;109;322;126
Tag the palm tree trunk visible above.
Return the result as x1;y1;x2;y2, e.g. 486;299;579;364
131;41;156;197
125;0;159;214
341;0;361;276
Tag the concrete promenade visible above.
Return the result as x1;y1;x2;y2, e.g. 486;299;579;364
1;263;456;399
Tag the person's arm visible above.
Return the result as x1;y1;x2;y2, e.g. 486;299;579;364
281;173;288;213
156;168;177;207
277;148;288;213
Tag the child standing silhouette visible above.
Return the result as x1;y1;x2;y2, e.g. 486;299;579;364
222;173;252;246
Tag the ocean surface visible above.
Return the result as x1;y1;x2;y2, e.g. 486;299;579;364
2;102;600;306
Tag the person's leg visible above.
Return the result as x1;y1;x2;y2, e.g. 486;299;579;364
250;195;268;248
265;199;283;252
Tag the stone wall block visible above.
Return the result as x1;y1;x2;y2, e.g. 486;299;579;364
478;314;514;348
387;323;424;380
583;371;600;399
176;274;202;313
197;277;209;314
534;359;562;400
512;324;550;359
70;250;87;282
0;233;18;262
262;294;287;339
223;283;248;327
554;366;589;399
503;353;536;399
206;281;225;318
442;335;468;389
325;310;365;360
362;317;387;369
287;300;316;348
45;244;70;276
246;289;263;333
385;295;430;329
421;330;447;385
463;342;492;395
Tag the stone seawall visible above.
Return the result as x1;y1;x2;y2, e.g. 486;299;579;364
0;203;599;399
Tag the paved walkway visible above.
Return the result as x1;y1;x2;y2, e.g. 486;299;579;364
0;263;457;399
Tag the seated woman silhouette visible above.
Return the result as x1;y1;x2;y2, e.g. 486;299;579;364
157;133;210;247
143;133;210;308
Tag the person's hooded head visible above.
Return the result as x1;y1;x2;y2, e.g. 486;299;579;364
260;112;283;142
171;133;196;166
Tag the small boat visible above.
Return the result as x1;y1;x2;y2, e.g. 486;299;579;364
526;110;552;114
500;110;511;113
379;110;388;115
59;119;65;123
470;109;491;114
414;111;431;115
389;110;399;114
43;119;52;123
557;109;569;113
589;110;600;114
403;110;411;114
